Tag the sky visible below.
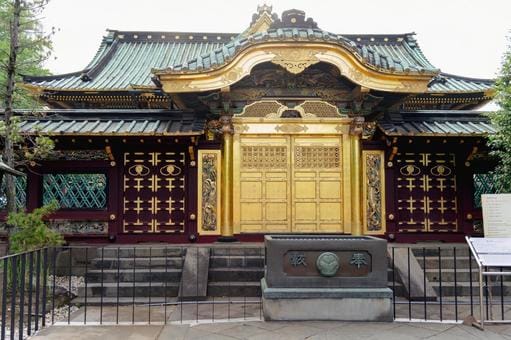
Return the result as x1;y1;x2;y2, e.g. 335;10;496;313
40;0;510;85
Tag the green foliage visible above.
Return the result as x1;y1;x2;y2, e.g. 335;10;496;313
0;0;53;109
7;200;63;253
489;36;511;192
0;115;55;162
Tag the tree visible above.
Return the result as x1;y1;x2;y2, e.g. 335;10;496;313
0;0;55;213
489;36;511;193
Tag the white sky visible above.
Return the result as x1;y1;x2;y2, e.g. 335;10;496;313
41;0;510;82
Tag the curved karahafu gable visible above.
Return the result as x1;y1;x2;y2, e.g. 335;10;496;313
22;6;493;98
153;42;436;93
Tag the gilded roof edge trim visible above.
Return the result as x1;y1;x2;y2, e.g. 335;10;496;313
155;42;436;94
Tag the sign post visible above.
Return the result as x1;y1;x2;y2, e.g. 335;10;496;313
466;194;511;329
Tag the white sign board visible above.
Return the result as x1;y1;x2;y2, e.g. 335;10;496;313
481;194;511;237
468;237;511;266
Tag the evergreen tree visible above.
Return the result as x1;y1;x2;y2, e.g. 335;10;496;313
490;37;511;192
0;0;55;213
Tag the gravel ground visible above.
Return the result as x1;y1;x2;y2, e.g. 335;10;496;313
48;275;84;296
4;276;83;339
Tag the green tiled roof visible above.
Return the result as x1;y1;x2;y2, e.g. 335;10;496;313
12;109;206;136
24;29;493;94
427;73;493;93
378;111;496;136
24;31;236;90
166;31;438;75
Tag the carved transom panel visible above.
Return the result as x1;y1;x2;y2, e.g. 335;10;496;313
237;100;343;118
241;146;288;169
295;146;340;169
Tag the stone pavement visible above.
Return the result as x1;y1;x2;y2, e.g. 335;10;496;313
31;320;511;339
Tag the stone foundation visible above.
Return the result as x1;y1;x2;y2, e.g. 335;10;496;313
261;278;393;321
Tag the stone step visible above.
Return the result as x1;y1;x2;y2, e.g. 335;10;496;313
209;256;264;268
72;296;176;305
388;282;407;297
96;247;186;258
429;282;511;296
409;247;470;257
416;257;478;269
208;267;264;282
207;281;262;297
425;269;511;283
85;268;182;283
90;257;184;269
210;247;264;257
78;282;180;298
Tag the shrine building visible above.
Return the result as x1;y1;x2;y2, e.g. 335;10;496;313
15;6;497;243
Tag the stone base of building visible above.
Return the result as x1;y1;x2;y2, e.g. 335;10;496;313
261;278;393;321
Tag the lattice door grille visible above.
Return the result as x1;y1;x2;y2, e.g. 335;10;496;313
43;174;107;209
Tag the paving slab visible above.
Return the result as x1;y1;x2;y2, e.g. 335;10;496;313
32;325;163;339
30;320;511;339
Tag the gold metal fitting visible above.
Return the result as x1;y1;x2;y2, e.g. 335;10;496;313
190;161;196;167
387;161;393;168
110;161;116;167
110;214;116;220
466;213;473;220
388;213;395;221
189;213;196;221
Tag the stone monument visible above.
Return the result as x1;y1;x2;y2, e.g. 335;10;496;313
262;235;393;321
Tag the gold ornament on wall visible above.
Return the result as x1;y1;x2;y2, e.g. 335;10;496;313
271;49;321;74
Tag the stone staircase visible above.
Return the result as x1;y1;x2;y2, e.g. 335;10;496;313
207;247;265;297
413;246;511;297
76;247;185;304
74;244;506;305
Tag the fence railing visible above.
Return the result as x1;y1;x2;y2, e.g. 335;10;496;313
0;244;510;339
390;245;510;324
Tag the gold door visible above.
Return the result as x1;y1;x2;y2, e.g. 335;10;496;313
238;136;291;232
237;135;343;233
292;137;343;232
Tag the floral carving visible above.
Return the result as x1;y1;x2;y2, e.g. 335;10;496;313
366;154;383;231
201;153;219;231
271;49;321;74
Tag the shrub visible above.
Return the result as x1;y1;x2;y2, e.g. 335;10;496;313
7;200;64;253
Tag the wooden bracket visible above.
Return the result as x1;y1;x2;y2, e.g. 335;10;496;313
389;146;398;161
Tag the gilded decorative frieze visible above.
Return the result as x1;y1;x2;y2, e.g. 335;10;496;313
275;124;308;133
271;49;321;74
198;150;221;234
362;151;386;234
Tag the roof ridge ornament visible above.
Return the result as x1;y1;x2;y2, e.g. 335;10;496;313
270;9;318;30
241;4;277;38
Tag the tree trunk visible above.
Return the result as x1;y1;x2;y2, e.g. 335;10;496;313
3;0;22;214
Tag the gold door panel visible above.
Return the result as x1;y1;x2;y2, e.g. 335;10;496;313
236;135;343;233
292;137;343;232
239;136;291;232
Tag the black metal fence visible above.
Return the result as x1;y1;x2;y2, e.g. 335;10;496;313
390;246;510;324
0;244;510;339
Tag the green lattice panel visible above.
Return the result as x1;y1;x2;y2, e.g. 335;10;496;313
473;173;505;208
43;174;107;209
0;175;27;210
